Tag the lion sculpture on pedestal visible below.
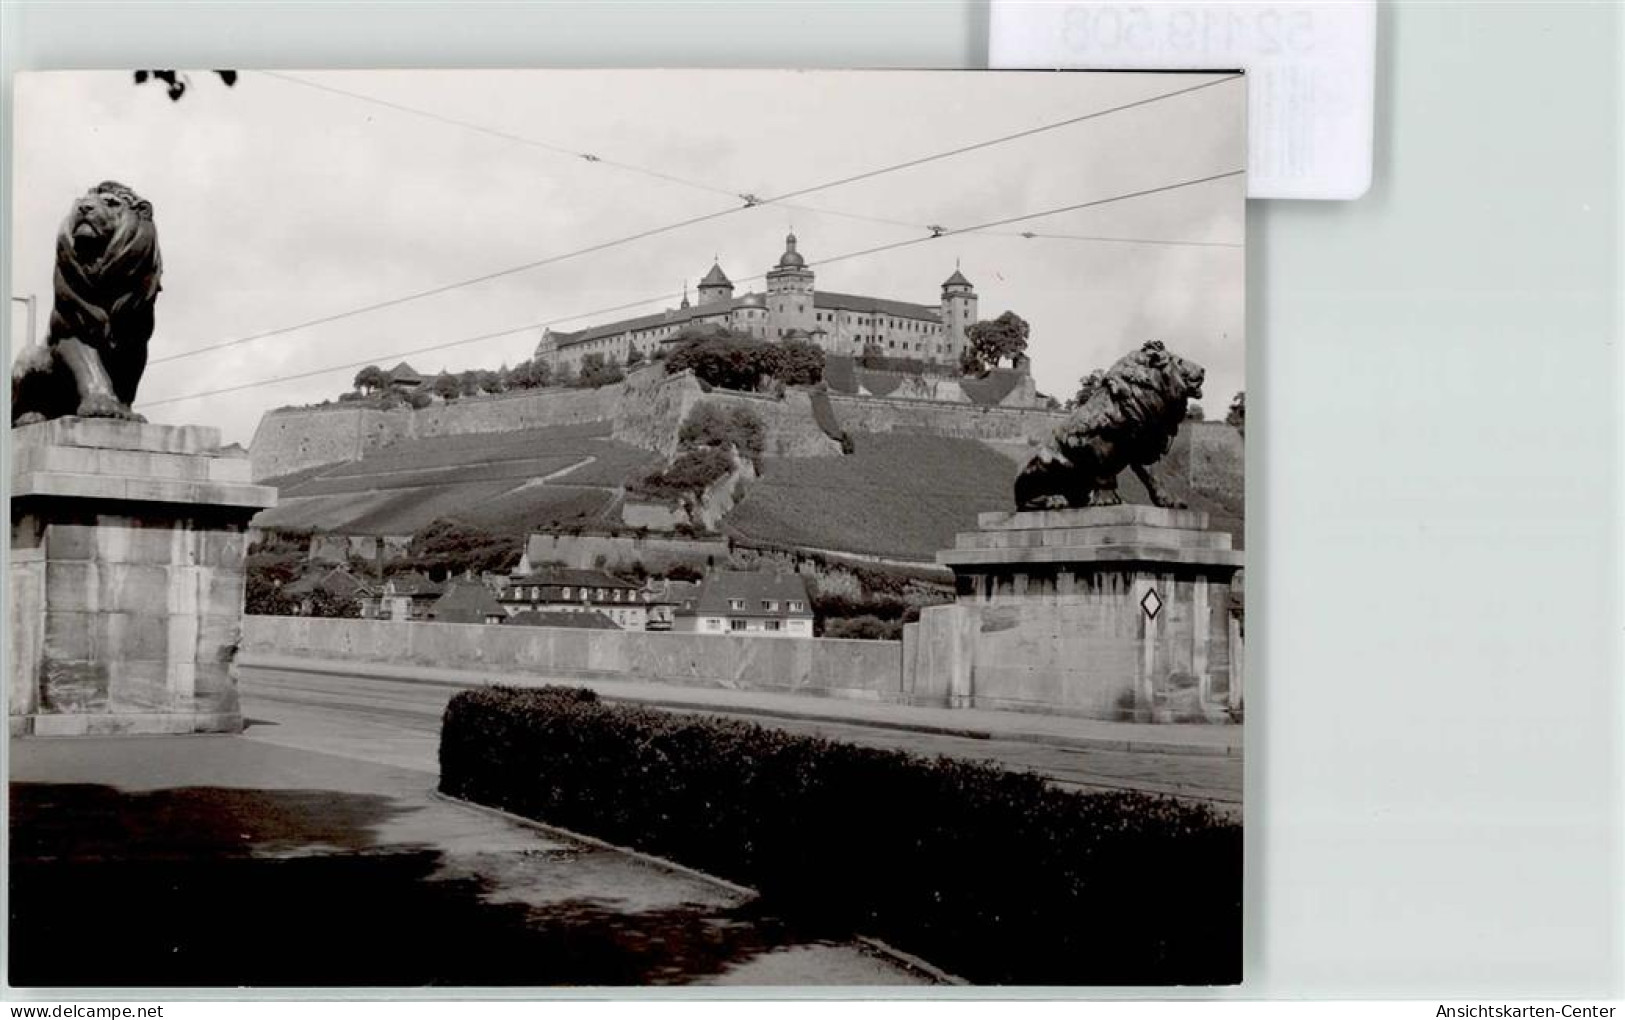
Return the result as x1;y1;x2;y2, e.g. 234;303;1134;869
1014;340;1205;511
11;181;162;426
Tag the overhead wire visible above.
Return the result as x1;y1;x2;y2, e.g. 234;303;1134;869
149;72;1243;368
143;166;1244;409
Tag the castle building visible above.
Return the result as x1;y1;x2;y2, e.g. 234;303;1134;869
536;233;979;377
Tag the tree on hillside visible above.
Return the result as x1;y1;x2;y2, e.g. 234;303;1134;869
1068;369;1106;409
666;330;763;390
1226;391;1245;435
509;358;552;390
678;404;766;465
964;311;1030;372
353;365;387;395
626;347;647;368
399;519;523;580
576;352;626;388
433;373;461;401
765;339;826;386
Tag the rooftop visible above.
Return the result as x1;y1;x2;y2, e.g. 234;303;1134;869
428;580;506;623
694;571;813;618
699;262;732;288
502;610;621;630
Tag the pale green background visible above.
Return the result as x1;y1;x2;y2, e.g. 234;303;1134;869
1;0;1620;999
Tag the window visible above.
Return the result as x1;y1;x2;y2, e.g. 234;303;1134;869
561;587;571;600
730;619;748;632
707;619;722;631
765;620;781;632
762;600;778;612
728;598;745;611
788;600;804;612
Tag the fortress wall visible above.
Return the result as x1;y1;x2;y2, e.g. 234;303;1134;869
412;384;625;437
249;371;1067;484
826;393;1066;445
610;367;703;457
242;615;904;703
250;407;414;482
700;388;844;459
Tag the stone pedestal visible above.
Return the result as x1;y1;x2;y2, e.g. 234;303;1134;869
9;419;277;736
902;505;1244;722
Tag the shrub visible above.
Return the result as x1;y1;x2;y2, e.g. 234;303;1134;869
440;686;1240;986
625;448;733;502
666;332;824;390
575;353;625;388
821;614;900;641
678;404;765;464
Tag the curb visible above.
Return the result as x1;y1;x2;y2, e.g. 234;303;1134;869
240;654;1241;759
431;791;966;986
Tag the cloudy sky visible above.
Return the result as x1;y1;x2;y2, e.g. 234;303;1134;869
10;69;1245;446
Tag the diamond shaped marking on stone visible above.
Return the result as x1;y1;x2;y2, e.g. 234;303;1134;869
1140;587;1164;621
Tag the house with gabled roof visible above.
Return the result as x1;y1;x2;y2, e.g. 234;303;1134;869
497;567;651;631
428;579;507;625
502;610;621;630
385;362;424;389
280;566;365;616
690;570;813;637
359;570;443;621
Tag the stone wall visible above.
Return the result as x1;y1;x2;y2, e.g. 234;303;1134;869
249;407;414;483
610;367;702;458
701;387;844;459
241;615;904;702
250;369;1064;484
826;393;1065;446
250;384;629;482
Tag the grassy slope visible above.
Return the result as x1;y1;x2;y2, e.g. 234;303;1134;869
724;428;1243;562
255;422;657;536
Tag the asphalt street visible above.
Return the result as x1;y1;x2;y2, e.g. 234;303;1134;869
239;666;1242;812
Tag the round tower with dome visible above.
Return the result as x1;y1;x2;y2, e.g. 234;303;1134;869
765;232;817;340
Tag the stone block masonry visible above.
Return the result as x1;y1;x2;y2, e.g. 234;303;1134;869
10;419;277;736
907;505;1244;723
240;616;903;703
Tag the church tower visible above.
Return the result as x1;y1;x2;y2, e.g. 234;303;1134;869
940;265;978;365
697;260;733;306
765;232;816;341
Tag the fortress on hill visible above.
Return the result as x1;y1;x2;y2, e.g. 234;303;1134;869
535;232;982;377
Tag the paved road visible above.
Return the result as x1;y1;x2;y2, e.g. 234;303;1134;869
240;666;1241;812
11;732;930;987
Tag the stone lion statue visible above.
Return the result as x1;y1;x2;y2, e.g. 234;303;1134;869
11;181;163;426
1014;341;1205;510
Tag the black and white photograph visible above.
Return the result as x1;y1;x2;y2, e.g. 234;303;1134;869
7;68;1247;989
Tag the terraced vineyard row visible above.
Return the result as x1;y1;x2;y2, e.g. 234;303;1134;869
723;432;1019;561
259;421;654;536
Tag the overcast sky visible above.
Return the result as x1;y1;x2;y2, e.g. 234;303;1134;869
11;69;1245;446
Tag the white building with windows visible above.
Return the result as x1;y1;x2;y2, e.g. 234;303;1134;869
496;567;653;631
687;570;814;637
535;232;978;377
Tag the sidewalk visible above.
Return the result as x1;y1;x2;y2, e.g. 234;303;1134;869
8;732;931;987
239;652;1243;758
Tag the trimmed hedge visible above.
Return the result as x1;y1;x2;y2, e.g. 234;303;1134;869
439;686;1240;986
